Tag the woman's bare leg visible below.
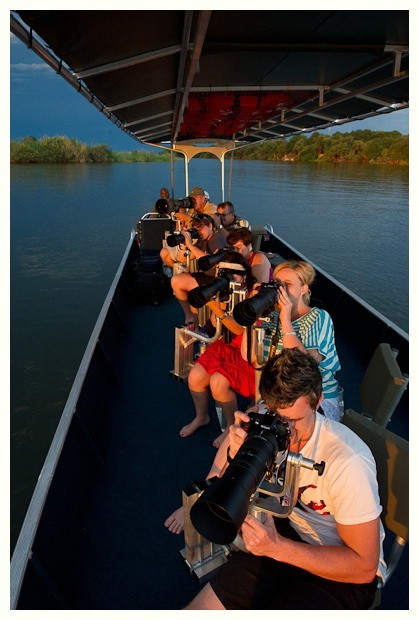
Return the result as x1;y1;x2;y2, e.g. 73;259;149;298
180;363;211;437
171;272;199;326
210;372;238;448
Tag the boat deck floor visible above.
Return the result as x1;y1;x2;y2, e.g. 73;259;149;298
58;296;245;610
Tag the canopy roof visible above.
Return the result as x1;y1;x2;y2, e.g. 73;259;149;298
11;10;408;149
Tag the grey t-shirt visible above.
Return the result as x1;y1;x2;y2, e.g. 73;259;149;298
196;232;228;275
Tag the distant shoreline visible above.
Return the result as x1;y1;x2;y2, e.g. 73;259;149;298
11;131;408;165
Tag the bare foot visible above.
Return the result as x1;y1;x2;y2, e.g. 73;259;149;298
213;428;229;448
179;416;210;437
164;506;185;534
164;507;184;534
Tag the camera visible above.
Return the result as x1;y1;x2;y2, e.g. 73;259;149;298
233;280;280;326
155;197;196;215
187;272;232;308
190;410;290;544
166;228;200;247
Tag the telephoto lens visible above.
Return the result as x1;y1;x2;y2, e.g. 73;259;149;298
154;197;178;215
187;273;231;308
154;198;169;215
177;197;195;209
155;196;195;215
197;248;231;272
232;281;279;325
190;412;289;544
166;229;199;247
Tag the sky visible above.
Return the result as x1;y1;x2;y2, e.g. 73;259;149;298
9;13;409;152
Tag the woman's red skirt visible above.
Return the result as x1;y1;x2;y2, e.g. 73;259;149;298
196;335;255;399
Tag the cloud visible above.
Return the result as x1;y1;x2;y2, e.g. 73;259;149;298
11;62;54;73
10;62;55;83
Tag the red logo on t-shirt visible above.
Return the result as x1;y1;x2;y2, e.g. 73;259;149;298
298;484;330;515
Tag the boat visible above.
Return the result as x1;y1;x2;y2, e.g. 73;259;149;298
10;10;409;610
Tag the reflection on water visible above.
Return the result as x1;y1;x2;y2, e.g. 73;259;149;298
10;160;408;549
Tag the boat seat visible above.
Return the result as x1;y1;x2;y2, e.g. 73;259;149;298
342;408;409;609
137;213;174;250
359;343;408;427
250;225;266;252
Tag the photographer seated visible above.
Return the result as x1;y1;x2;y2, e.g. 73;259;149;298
171;214;228;329
174;186;217;228
180;252;256;447
227;227;273;283
160;222;195;275
241;260;342;421
173;348;384;610
212;201;250;238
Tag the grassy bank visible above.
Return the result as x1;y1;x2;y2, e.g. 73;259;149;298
10;136;173;164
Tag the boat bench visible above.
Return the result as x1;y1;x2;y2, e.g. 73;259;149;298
342;409;409;608
356;343;408;427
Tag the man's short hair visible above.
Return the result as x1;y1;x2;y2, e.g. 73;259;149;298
227;227;253;246
217;201;234;212
259;348;322;411
191;213;214;228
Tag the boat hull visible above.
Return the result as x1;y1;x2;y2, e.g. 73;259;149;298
11;230;408;609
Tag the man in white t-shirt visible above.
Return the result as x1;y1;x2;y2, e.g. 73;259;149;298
183;348;383;610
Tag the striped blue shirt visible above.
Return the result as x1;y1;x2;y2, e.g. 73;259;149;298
262;308;340;399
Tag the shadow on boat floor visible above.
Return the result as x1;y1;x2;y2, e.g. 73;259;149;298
63;296;229;609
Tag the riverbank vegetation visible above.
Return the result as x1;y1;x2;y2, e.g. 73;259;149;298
10;136;173;164
233;130;408;165
11;130;408;165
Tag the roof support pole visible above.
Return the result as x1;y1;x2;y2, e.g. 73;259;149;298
183;152;189;197
221;154;225;202
228;152;234;202
170;151;175;198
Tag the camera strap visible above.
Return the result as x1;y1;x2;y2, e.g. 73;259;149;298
246;325;253;366
268;312;281;359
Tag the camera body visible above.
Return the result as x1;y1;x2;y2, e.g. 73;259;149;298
241;409;290;452
155;196;196;215
233;280;280;326
166;228;200;247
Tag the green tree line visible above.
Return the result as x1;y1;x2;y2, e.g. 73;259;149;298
232;130;408;165
10;136;173;164
11;130;408;165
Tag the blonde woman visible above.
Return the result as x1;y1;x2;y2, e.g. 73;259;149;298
243;260;341;421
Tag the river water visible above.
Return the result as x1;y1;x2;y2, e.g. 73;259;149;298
10;160;408;548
